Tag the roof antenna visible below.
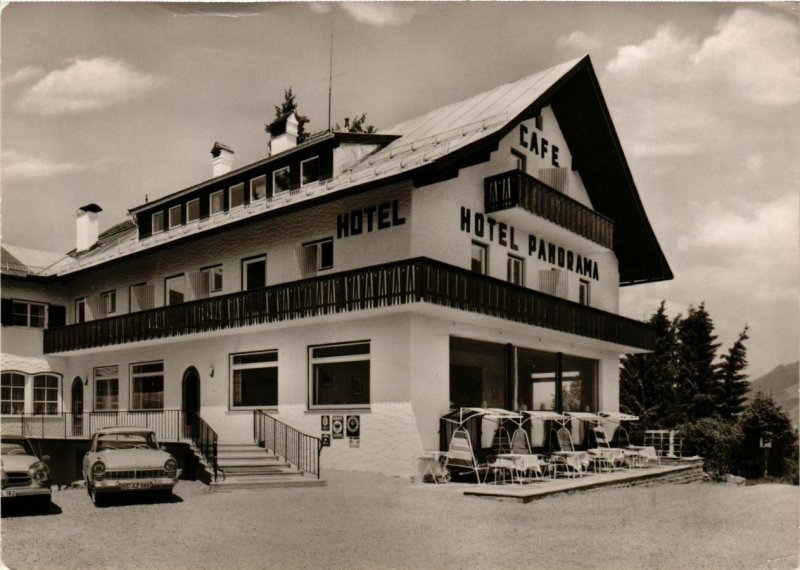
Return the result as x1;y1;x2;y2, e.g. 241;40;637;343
327;14;334;131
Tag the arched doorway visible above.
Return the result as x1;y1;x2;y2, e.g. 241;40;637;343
71;377;83;436
182;367;201;438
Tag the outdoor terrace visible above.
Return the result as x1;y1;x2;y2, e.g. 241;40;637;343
43;257;655;353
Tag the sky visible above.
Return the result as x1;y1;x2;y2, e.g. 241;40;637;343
1;2;798;379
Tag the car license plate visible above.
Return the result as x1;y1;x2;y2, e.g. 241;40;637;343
121;482;151;490
1;490;17;497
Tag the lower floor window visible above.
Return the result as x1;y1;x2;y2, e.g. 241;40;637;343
131;361;164;410
230;350;278;409
94;366;119;411
309;342;370;409
33;375;59;414
1;372;25;415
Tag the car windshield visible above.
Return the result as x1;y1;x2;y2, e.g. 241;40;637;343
96;434;158;451
1;442;31;456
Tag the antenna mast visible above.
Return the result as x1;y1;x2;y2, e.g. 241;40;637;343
327;15;334;131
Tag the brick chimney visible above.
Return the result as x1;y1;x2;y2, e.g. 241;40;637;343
267;112;299;155
76;203;102;253
211;142;234;177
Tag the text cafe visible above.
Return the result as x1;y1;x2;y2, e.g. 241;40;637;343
460;207;600;281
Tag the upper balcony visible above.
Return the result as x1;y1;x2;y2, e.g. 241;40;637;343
484;170;614;249
44;258;655;354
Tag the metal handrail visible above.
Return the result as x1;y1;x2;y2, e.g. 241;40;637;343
186;410;222;482
2;409;185;441
253;410;322;479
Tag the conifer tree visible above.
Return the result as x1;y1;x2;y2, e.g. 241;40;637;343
677;303;721;421
269;87;309;142
335;113;376;133
716;326;751;421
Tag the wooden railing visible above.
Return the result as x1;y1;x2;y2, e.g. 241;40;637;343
44;258;654;353
253;411;322;479
484;170;614;249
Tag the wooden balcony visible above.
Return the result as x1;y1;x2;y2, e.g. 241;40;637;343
44;258;654;353
484;170;614;249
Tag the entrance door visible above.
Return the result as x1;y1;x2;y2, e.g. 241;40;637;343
182;368;201;438
71;378;83;436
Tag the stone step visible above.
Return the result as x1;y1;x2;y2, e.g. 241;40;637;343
217;450;278;460
217;458;290;468
209;476;326;491
221;465;300;475
217;443;262;451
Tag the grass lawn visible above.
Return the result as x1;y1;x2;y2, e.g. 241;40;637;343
2;469;798;569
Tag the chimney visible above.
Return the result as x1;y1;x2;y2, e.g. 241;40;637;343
267;112;299;155
76;203;102;253
344;117;350;130
211;142;234;177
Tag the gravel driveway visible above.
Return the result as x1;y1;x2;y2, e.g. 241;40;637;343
2;470;798;570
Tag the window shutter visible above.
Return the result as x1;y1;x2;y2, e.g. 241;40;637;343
538;167;569;196
48;304;66;328
1;298;13;326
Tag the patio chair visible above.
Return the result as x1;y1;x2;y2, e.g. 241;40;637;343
618;426;660;468
588;426;627;472
509;428;545;482
548;428;588;478
444;428;490;485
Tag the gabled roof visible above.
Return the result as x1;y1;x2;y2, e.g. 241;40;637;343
25;56;671;284
1;244;66;277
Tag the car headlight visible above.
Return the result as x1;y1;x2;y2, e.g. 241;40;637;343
29;461;50;484
164;458;177;477
1;470;7;489
91;461;106;481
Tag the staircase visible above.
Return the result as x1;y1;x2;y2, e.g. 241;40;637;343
207;442;325;491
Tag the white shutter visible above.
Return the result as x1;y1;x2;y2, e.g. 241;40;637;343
538;167;569;196
539;269;568;298
87;295;102;320
187;270;207;301
301;244;317;279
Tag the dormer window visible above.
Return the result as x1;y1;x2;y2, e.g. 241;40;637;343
301;157;320;186
186;198;200;223
273;166;291;195
168;205;182;229
251;175;267;201
230;183;244;209
152;211;164;234
210;190;225;215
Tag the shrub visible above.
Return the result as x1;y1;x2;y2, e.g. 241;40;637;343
678;418;743;481
735;392;798;481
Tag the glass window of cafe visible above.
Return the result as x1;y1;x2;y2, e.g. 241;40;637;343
449;337;507;409
516;348;597;413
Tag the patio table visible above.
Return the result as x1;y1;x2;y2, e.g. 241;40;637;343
549;451;590;477
494;453;545;483
419;451;449;484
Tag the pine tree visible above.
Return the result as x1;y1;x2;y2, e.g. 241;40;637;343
677;303;721;421
270;88;309;142
335;113;376;133
736;391;798;478
716;326;750;421
620;301;686;429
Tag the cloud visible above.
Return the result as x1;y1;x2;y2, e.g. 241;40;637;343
556;31;602;53
2;66;46;87
604;8;799;159
16;57;162;115
2;150;128;181
309;3;332;15
676;193;799;302
340;3;417;27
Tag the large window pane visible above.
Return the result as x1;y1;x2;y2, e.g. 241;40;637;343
233;368;278;407
1;373;25;415
131;362;163;410
561;354;597;413
310;342;370;408
95;365;119;411
449;337;506;409
165;275;186;305
33;374;59;415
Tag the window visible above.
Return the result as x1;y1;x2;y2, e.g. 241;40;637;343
242;255;266;291
168;205;182;229
449;337;506;410
309;341;370;409
33;374;59;415
201;265;224;295
507;255;524;286
131;361;164;410
579;279;590;306
75;298;87;323
165;274;186;305
511;149;526;173
301;156;320;186
11;300;46;328
250;175;267;201
471;242;487;275
152;211;165;234
186;198;200;223
302;238;333;277
272;166;291;194
230;350;278;409
229;183;245;209
101;290;116;315
130;283;154;312
210;190;225;215
1;372;25;414
535;113;543;131
94;366;119;411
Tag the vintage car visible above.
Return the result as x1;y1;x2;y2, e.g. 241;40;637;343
1;436;52;510
82;426;179;505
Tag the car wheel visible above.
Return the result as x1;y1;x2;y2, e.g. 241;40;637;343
36;495;51;513
89;485;103;507
156;489;172;502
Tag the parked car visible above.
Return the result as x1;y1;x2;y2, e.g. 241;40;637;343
82;426;179;505
1;435;52;510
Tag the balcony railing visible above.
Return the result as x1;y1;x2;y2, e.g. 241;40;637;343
1;409;185;441
484;170;614;249
44;257;655;353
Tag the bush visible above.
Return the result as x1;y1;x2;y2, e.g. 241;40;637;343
678;418;743;480
735;392;798;481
